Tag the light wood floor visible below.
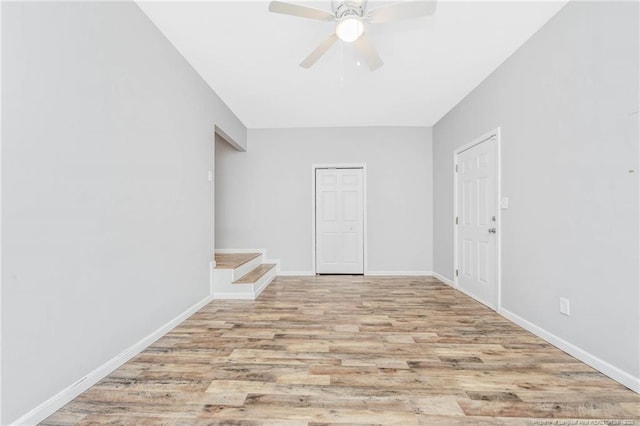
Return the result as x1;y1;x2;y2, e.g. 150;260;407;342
44;276;640;425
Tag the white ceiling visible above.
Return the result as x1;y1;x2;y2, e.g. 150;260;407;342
137;0;567;128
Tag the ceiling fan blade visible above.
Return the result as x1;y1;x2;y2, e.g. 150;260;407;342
269;1;335;21
367;1;437;24
300;33;339;68
354;33;383;71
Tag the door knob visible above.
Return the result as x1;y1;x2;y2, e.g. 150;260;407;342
488;228;496;234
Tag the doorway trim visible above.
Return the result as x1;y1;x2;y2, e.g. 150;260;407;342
212;126;244;293
311;163;368;275
453;128;502;310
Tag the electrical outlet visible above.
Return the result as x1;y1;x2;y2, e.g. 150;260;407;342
559;297;570;316
208;171;213;182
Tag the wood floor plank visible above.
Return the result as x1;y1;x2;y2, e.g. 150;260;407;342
43;276;640;424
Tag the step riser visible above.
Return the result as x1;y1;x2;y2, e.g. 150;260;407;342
232;255;263;281
253;266;277;298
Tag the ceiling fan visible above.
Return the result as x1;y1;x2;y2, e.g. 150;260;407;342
268;0;437;71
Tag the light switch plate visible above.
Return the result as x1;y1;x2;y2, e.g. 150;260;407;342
501;196;509;209
559;297;570;316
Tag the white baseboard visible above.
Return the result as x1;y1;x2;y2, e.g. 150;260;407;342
452;283;496;311
498;307;640;394
12;295;213;426
432;271;455;287
211;277;274;300
212;292;255;300
215;248;266;255
279;271;434;277
365;271;432;276
278;270;315;276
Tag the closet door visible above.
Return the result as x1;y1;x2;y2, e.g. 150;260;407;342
316;168;364;274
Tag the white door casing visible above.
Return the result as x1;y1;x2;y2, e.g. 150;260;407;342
455;133;499;309
315;168;364;274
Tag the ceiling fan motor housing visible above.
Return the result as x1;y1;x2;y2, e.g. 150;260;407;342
332;0;367;18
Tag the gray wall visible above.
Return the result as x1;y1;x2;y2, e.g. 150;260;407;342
216;127;433;274
433;1;639;382
1;2;245;423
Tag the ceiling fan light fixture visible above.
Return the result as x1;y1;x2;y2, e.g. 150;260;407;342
335;17;364;42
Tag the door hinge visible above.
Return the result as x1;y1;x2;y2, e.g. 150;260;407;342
456;269;459;277
455;216;459;225
455;164;458;172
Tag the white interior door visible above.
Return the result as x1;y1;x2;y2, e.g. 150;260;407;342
456;137;498;309
316;168;364;274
